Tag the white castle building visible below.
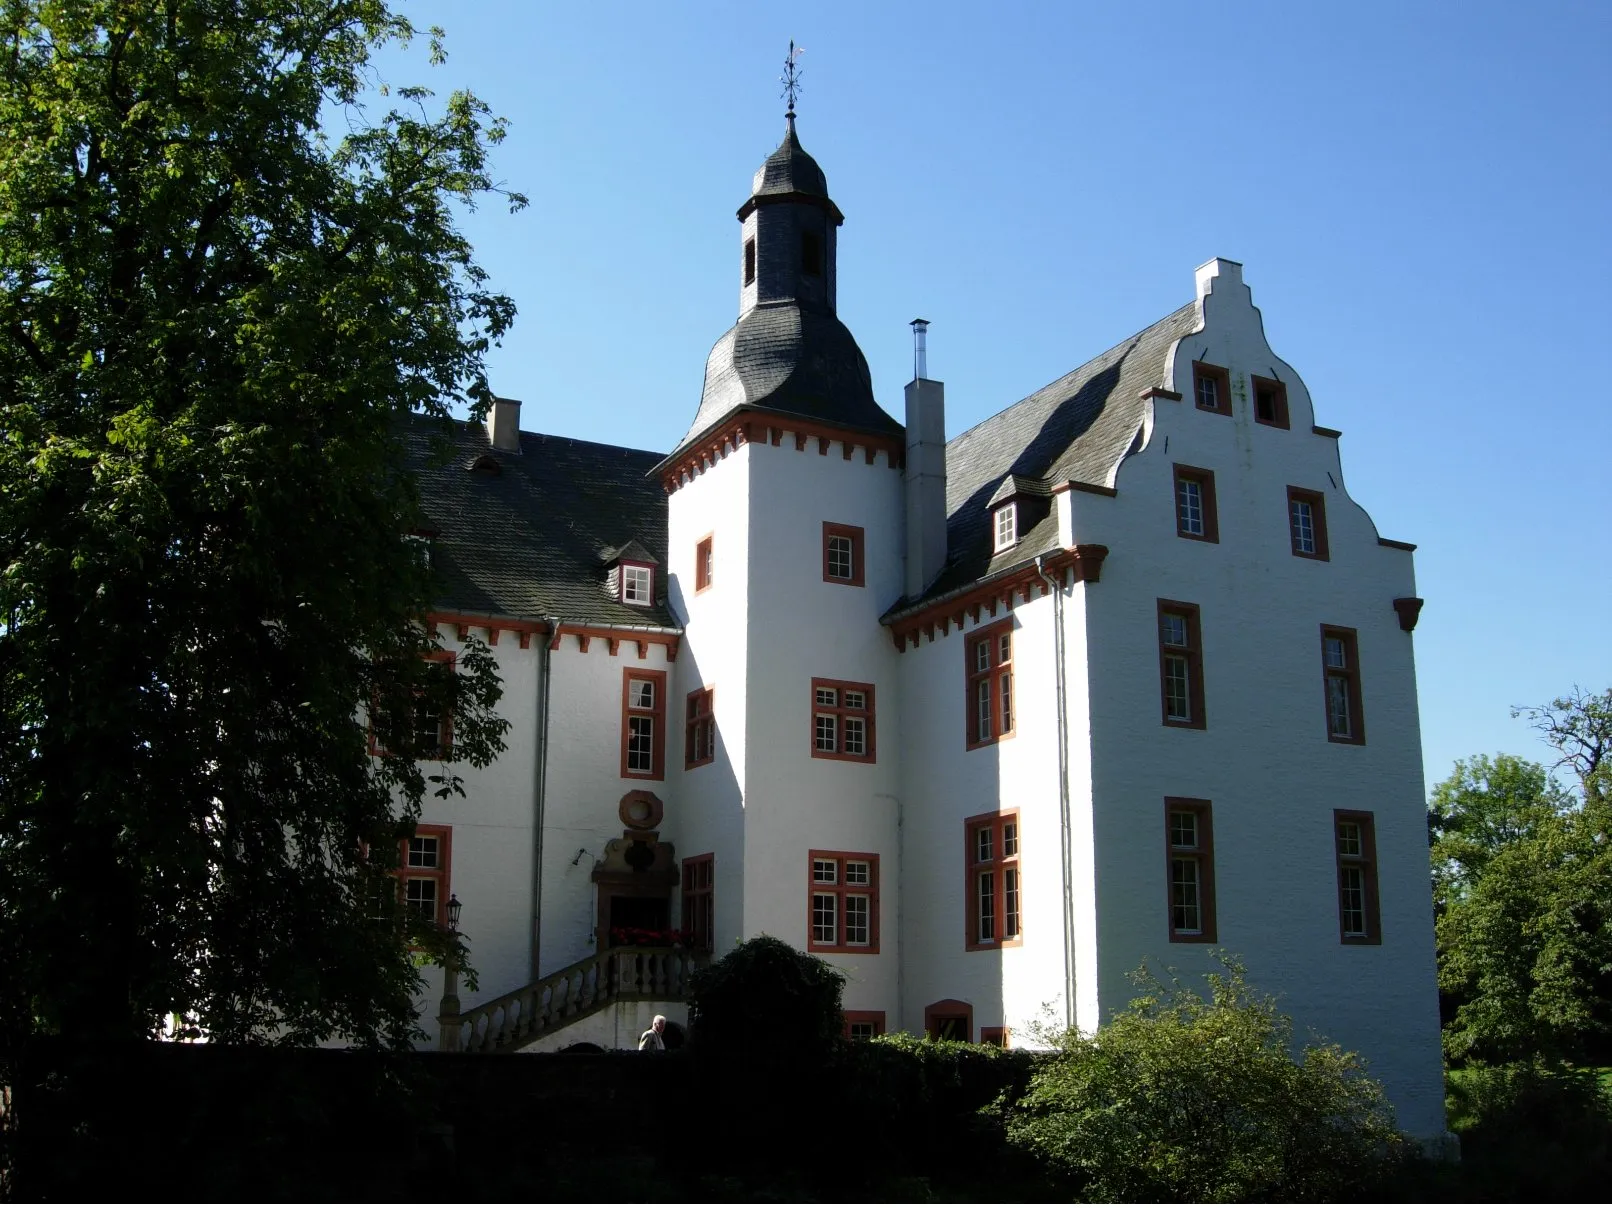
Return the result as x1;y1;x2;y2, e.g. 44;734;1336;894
402;113;1446;1139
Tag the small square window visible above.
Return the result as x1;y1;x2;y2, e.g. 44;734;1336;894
822;522;865;587
1252;375;1290;429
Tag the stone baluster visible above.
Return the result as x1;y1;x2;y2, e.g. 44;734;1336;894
564;970;581;1017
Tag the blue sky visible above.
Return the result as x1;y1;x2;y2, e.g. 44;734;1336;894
379;0;1610;795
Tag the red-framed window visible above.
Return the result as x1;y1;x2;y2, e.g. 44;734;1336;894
1335;811;1382;944
1253;375;1290;428
979;1026;1009;1049
1320;625;1365;744
621;668;667;780
808;850;880;954
1193;361;1232;416
965;811;1022;951
1288;486;1330;561
1158;600;1205;729
1174;464;1219;543
810;678;876;763
822;522;865;587
1165;798;1216;943
681;853;714;952
620;560;654;606
368;651;455;761
394;823;452;929
965;618;1015;749
695;534;714;593
843;1010;886;1040
924;999;972;1043
685;687;715;769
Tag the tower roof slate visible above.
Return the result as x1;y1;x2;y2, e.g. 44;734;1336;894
750;118;829;200
659;301;903;471
404;416;676;628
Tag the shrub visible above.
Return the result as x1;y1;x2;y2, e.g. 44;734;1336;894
1004;959;1407;1202
1444;1060;1612;1200
685;934;844;1063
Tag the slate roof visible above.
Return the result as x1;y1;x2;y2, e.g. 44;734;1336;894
404;416;677;629
659;301;904;470
751;118;829;200
886;300;1200;618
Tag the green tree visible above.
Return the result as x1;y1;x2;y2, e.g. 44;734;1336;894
0;0;520;1050
1004;959;1405;1202
1436;689;1612;1065
1428;754;1571;907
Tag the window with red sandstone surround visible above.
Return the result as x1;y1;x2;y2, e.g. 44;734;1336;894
1320;625;1365;744
843;1011;886;1040
1174;464;1219;543
924;999;972;1043
681;853;714;951
979;1026;1009;1049
808;851;879;954
685;687;715;769
811;678;876;763
1193;361;1232;416
1158;600;1205;729
620;668;666;780
395;824;452;929
965;618;1015;749
1165;799;1216;943
1253;375;1290;428
369;651;454;760
1334;811;1381;944
966;811;1022;951
1288;487;1330;560
822;521;865;586
694;534;713;592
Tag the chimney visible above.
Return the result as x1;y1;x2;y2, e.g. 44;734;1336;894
904;320;947;599
486;396;522;453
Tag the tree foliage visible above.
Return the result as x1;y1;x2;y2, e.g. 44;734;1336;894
686;934;846;1062
1004;959;1405;1203
0;0;521;1049
1435;689;1612;1065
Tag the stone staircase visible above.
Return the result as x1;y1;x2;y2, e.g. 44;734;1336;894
440;947;703;1055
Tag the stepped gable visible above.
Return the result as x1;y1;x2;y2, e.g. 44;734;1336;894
888;301;1200;615
404;415;675;627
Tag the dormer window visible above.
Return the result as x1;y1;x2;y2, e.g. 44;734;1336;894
993;503;1018;552
621;563;653;606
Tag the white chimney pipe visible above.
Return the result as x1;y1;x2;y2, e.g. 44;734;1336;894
487;396;522;453
904;321;946;599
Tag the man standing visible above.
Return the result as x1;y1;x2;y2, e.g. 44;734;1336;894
638;1014;666;1052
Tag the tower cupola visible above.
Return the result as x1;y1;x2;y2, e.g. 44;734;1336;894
735;115;843;317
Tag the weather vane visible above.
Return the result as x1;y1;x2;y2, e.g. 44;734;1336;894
780;40;804;118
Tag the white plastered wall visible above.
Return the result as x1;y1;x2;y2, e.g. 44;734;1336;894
1062;258;1443;1139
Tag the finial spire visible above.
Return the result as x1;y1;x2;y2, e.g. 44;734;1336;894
780;40;804;126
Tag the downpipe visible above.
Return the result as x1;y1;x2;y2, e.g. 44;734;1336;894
530;616;559;981
1035;556;1078;1031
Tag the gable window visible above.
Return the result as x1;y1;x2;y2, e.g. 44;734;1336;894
743;237;756;286
966;812;1022;951
801;230;822;276
993;503;1018;552
822;522;865;587
1158;600;1205;729
1334;811;1381;943
808;851;880;954
685;687;715;769
1253;375;1290;428
1320;625;1365;744
694;534;714;593
1166;799;1216;942
392;824;453;929
620;668;667;780
1192;361;1232;416
620;562;653;606
965;618;1015;749
1288;487;1329;560
1173;464;1219;543
811;678;876;763
681;853;714;951
843;1010;887;1040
